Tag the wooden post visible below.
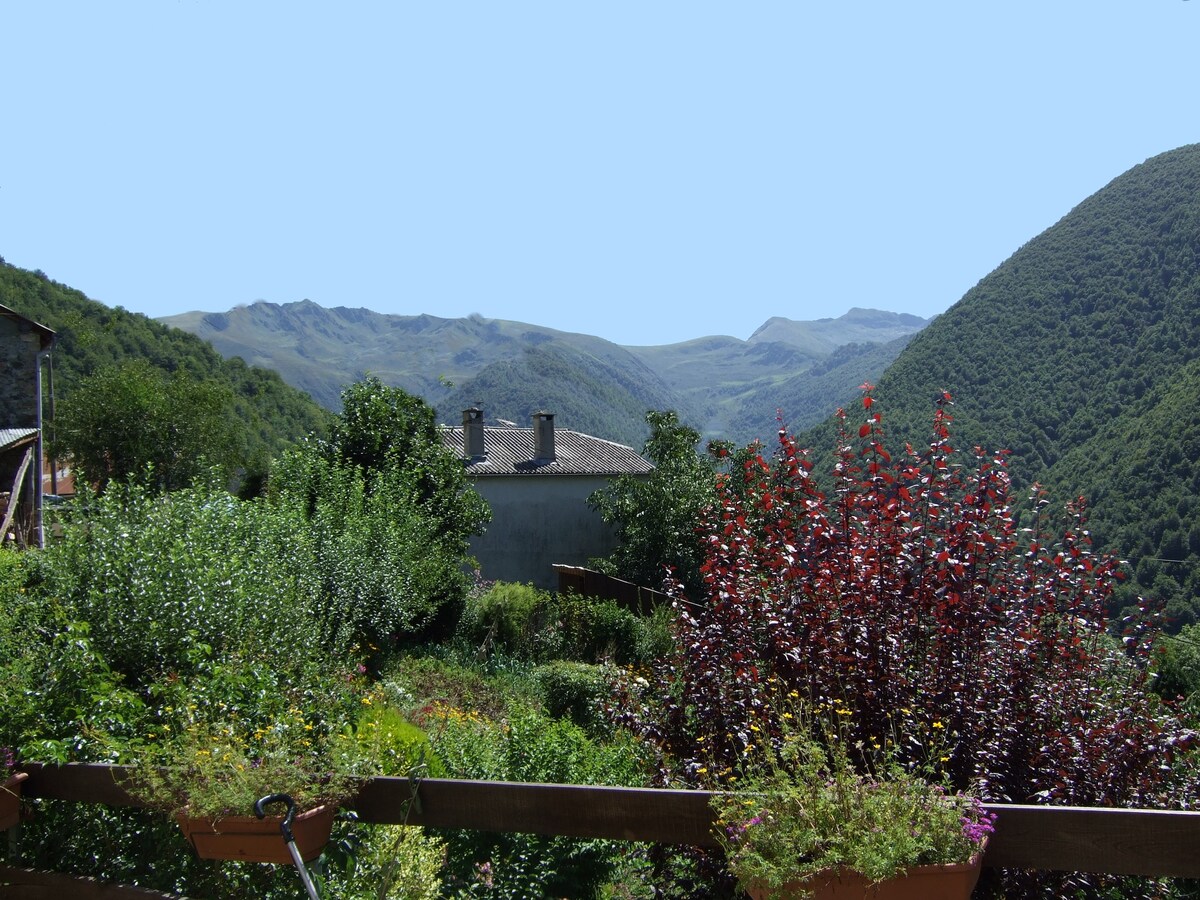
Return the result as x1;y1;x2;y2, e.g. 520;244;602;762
0;446;34;545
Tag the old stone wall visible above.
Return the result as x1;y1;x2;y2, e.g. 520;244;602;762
0;316;42;427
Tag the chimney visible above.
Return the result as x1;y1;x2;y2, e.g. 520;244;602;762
463;407;486;458
532;411;556;461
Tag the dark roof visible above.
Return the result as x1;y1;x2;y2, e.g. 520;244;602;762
439;426;654;476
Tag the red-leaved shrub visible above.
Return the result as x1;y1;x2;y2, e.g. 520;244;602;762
627;391;1195;860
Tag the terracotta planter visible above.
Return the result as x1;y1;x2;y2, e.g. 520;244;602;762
746;845;986;900
1;771;29;830
175;804;335;863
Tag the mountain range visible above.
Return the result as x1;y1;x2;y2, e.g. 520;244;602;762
161;304;929;447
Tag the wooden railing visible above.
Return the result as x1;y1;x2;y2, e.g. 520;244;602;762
4;762;1200;897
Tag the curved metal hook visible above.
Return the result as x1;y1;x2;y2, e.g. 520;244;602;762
254;792;297;844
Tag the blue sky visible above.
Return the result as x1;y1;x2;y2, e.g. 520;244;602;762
2;2;1196;347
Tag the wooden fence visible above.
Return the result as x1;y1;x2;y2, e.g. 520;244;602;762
553;565;668;615
4;762;1200;898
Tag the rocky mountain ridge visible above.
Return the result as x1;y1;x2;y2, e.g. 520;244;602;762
162;304;929;447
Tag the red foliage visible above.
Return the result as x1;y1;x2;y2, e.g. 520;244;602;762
640;390;1194;810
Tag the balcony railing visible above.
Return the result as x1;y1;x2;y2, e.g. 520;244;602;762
4;762;1200;897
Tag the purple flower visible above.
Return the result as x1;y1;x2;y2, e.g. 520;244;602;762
961;803;997;845
725;814;763;842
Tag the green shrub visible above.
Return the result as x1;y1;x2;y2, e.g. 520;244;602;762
39;480;314;687
271;445;489;650
460;581;558;660
349;690;446;779
461;582;675;668
532;661;615;735
320;822;446;900
1153;626;1200;721
555;593;643;664
635;603;677;664
385;655;525;723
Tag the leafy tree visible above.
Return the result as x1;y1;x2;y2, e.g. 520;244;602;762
271;377;491;647
51;360;244;492
326;375;440;473
1153;624;1200;721
588;410;719;596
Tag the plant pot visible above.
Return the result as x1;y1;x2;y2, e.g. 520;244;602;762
175;804;336;863
746;846;986;900
1;771;29;830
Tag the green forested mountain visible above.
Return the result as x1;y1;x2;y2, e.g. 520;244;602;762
811;144;1200;625
725;333;921;441
0;262;331;477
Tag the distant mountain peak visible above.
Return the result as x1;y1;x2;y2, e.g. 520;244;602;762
747;308;929;354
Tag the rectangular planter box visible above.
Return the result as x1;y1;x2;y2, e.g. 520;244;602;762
1;772;29;830
175;805;335;864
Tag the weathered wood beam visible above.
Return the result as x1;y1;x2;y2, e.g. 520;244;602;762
351;776;720;846
0;445;34;542
985;804;1200;878
0;866;189;899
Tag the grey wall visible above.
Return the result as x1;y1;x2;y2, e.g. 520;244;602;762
467;474;623;589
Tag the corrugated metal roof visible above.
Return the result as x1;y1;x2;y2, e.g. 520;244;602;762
440;426;654;476
0;428;38;450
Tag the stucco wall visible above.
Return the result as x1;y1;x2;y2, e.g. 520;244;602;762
467;474;623;589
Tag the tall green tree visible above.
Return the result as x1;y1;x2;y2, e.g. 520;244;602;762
51;360;244;492
270;376;491;646
326;375;439;473
589;410;719;596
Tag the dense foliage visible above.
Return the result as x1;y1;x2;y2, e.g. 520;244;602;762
458;579;673;672
50;360;244;492
41;481;315;688
834;143;1200;626
588;410;721;596
0;377;502;898
271;377;491;648
1;485;369;897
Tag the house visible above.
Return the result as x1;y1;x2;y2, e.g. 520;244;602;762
439;408;653;589
0;304;55;547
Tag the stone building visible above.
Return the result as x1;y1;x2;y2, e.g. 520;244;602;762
0;304;55;547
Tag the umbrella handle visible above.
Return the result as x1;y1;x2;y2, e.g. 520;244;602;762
254;792;298;844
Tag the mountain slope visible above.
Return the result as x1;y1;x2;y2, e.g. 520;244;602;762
819;143;1200;624
441;344;685;448
0;262;331;475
